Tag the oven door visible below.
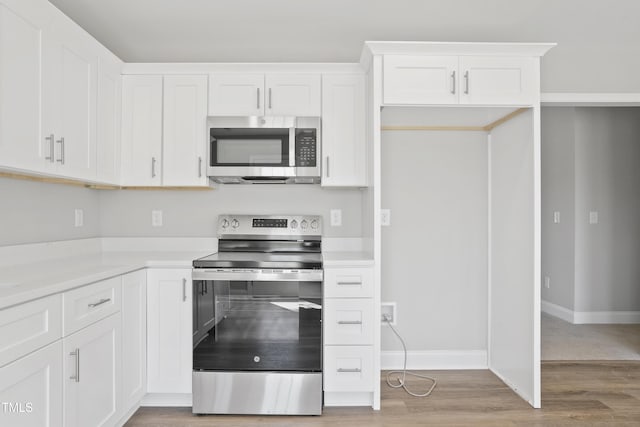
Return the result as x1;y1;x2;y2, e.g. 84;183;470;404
192;269;323;372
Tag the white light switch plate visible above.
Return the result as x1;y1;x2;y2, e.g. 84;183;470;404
381;209;391;226
589;211;598;224
553;211;560;224
152;210;163;227
74;209;83;227
330;209;342;227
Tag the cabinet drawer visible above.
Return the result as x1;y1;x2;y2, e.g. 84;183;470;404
63;277;121;336
323;346;374;392
324;299;374;345
324;267;373;298
0;294;62;367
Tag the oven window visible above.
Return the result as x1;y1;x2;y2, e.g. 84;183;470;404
193;280;322;372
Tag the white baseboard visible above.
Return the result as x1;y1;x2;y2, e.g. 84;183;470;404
542;300;640;324
381;350;487;370
140;393;192;407
323;391;373;407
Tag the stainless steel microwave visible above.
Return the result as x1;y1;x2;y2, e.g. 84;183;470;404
207;116;321;184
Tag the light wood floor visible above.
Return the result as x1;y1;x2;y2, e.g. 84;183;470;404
125;361;640;426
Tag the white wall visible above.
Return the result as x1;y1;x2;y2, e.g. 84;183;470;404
541;107;576;310
542;107;640;315
98;185;363;238
380;126;488;351
0;178;100;246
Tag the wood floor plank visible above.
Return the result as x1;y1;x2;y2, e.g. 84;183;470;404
125;361;640;426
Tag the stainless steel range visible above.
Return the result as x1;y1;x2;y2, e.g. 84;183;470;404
191;214;323;415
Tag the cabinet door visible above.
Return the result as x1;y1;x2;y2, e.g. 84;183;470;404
42;9;97;180
208;73;263;116
96;56;122;184
146;268;192;393
163;75;208;186
459;56;536;105
63;313;121;427
321;74;367;187
383;55;458;105
122;270;146;410
121;75;163;186
0;340;63;427
265;74;321;116
0;1;49;171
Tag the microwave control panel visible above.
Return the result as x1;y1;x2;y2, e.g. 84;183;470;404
295;129;317;167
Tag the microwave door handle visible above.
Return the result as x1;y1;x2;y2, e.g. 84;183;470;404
289;127;296;167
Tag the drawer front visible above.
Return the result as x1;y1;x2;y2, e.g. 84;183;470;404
63;276;122;336
323;346;373;392
324;299;374;345
324;267;374;298
0;294;62;367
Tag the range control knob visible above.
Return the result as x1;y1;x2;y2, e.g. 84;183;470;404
221;219;230;229
231;219;240;229
311;219;319;229
290;219;298;229
300;220;308;229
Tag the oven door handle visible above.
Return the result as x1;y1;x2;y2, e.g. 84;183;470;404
192;269;323;282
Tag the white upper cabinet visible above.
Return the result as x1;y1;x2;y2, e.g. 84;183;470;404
121;75;163;186
265;74;321;116
162;75;208;186
383;56;458;105
383;55;536;106
0;0;49;171
41;8;97;180
321;74;367;187
96;56;122;184
209;73;263;116
209;73;320;117
458;56;536;105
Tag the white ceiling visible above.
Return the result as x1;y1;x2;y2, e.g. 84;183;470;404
49;0;640;63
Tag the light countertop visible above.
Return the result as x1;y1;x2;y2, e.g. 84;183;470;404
0;250;213;310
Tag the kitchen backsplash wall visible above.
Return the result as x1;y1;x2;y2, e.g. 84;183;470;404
98;184;364;238
0;178;101;246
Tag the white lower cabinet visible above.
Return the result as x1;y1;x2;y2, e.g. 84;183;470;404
146;268;192;394
63;312;121;427
0;340;64;427
121;270;147;412
323;346;374;392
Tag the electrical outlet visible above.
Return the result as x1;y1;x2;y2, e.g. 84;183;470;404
330;209;342;226
74;209;83;227
381;209;391;226
589;211;598;224
544;276;550;289
553;211;560;224
152;210;163;227
381;302;397;325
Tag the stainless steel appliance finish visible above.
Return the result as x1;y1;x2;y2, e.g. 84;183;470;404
207;116;321;184
192;371;322;415
192;214;323;416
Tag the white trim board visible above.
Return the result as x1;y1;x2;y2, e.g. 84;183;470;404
542;300;640;324
381;350;487;370
541;93;640;106
140;393;192;407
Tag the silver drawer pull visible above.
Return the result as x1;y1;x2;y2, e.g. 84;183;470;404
70;349;80;382
88;298;111;308
337;280;362;285
337;368;361;373
337;320;362;325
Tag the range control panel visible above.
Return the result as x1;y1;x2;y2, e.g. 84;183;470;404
218;214;322;237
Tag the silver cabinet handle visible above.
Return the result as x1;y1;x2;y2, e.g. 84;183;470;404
182;278;187;301
337;320;363;325
56;137;65;164
451;70;456;94
337;368;361;373
268;88;272;109
257;88;260;109
337;280;362;285
151;157;156;178
70;349;80;382
464;71;469;94
326;156;330;178
198;156;203;178
88;298;111;308
45;134;55;162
